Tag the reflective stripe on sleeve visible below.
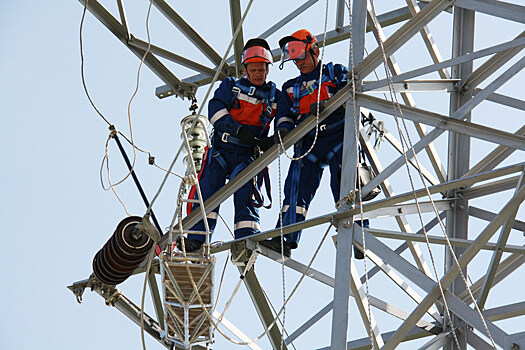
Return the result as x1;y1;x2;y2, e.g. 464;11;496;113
210;108;229;126
277;117;294;127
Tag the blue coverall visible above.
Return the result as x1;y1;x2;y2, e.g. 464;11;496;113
188;77;280;242
275;62;368;249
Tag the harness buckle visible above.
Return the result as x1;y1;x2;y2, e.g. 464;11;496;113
306;84;315;95
320;124;326;131
248;86;256;96
265;105;272;115
232;86;241;94
221;132;230;143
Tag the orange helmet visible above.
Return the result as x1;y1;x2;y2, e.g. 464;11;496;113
279;29;317;67
241;38;273;65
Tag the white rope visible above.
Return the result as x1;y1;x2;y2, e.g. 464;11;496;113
276;0;331;162
367;0;496;347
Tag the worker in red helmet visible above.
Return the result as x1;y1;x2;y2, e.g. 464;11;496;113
178;38;282;253
259;29;368;258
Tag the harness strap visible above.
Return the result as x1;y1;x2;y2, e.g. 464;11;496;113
305;140;344;168
290;62;335;117
231;80;276;134
215;130;253;149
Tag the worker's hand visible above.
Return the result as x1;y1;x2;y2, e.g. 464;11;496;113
258;136;274;152
273;128;290;143
237;126;259;146
309;100;327;115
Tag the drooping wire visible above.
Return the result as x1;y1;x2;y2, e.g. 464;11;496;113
80;0;112;127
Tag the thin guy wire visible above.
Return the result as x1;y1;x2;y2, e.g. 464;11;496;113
368;0;497;347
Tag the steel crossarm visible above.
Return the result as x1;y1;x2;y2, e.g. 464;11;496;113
356;93;525;151
78;0;196;99
462;30;525;92
483;301;525;322
455;0;525;24
128;37;225;78
382;184;525;349
365;228;525;254
364;37;525;91
475;89;525;111
151;0;232;71
469;206;525;232
354;0;457;80
249;239;439;335
316;322;442;350
465;125;525;177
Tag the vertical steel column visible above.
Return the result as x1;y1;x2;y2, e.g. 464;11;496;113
445;5;475;350
229;0;245;77
330;0;367;348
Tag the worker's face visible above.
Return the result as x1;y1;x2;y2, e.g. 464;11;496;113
294;46;319;75
244;62;269;86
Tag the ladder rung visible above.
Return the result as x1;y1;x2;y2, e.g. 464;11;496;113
182;230;209;235
182;199;200;204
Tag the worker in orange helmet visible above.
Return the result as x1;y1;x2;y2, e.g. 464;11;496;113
177;38;283;253
258;29;368;258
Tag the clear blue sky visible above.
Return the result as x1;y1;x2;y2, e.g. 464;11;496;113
1;1;523;349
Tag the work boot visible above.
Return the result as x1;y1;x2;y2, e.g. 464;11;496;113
176;237;203;252
259;238;292;258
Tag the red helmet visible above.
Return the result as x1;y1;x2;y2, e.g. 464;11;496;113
241;38;273;65
279;29;317;66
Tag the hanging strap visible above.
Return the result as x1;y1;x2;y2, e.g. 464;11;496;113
251;166;272;209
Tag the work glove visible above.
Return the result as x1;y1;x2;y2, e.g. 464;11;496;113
237;126;259;146
258;136;274;152
309;100;327;115
273;128;290;143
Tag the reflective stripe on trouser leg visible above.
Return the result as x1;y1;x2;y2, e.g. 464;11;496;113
234;221;261;231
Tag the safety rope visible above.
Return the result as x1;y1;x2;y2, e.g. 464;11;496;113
277;142;287;350
367;0;497;347
276;0;330;162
